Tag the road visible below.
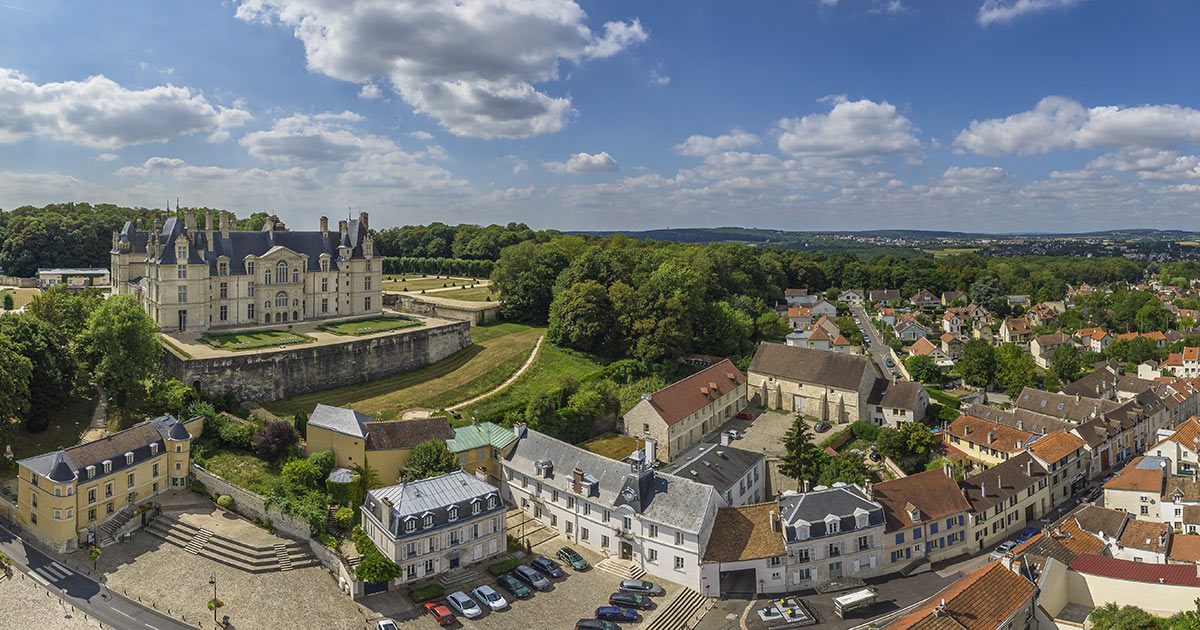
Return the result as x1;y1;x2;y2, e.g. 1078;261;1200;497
0;520;194;630
851;306;897;378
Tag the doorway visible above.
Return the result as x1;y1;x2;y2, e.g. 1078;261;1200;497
620;541;633;560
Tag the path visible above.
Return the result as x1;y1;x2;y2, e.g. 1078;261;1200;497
78;383;108;444
447;335;544;412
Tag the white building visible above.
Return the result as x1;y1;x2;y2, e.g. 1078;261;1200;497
663;440;766;506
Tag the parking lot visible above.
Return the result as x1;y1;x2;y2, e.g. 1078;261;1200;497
381;528;681;630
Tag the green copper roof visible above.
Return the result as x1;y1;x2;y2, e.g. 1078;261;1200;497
446;422;516;453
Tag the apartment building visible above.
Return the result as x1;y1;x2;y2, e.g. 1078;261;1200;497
1028;430;1089;504
872;469;971;570
1103;456;1168;519
664;442;766;507
960;453;1050;553
945;415;1036;467
621;359;747;462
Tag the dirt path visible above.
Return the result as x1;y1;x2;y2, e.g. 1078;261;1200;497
447;335;543;412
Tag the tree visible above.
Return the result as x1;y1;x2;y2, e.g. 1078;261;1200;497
251;420;299;460
352;526;402;584
905;355;942;384
754;311;791;342
547;280;615;355
817;452;867;487
779;416;828;483
1044;373;1061;392
308;449;336;483
959;339;997;387
0;336;33;457
1088;603;1163;630
351;460;381;495
1050;343;1084;382
0;312;78;431
147;378;194;419
524;392;559;431
292;410;309;440
78;294;160;407
996;344;1037;397
969;276;1008;316
1;293;11;310
878;423;934;460
404;440;458;480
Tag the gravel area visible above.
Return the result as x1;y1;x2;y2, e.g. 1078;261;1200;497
0;573;103;630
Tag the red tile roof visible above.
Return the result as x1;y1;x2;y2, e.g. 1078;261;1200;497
1103;457;1165;493
948;415;1033;452
1186;347;1200;362
1069;554;1200;586
1170;535;1200;563
909;337;937;356
873;468;971;532
1117;519;1170;554
645;359;746;426
1028;431;1086;464
1153;417;1200;451
885;563;1037;630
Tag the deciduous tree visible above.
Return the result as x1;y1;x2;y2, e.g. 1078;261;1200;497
404;440;458;480
78;294;160;407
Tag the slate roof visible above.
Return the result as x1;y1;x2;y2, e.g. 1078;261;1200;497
702;502;786;563
641;359;746;426
885;562;1037;630
868;380;926;409
1103;456;1166;493
446;422;516;454
19;415;190;484
366;470;502;540
778;484;885;542
363;417;454;450
503;427;719;534
870;289;901;302
748;343;870;391
959;452;1046;514
664;444;763;494
1069;554;1200;586
1013;388;1122;422
873;469;971;532
307;404;373;439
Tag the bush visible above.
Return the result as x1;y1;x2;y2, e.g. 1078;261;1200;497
486;557;524;576
409;584;446;603
850;420;880;442
216;495;233;509
218;419;255;450
308;449;336;484
252;420;299;460
282;459;319;489
335;507;355;530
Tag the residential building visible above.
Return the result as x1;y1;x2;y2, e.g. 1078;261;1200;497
621;359;747;462
894;313;930;341
1148;417;1200;476
810;299;838;318
1103;456;1168;518
908;337;954;370
946;415;1036;467
942;310;966;335
1027;301;1064;327
873;468;971;569
501;427;722;591
16;415;201;553
879;307;897;326
1075;328;1112;353
787;306;813;329
1007;295;1031;307
1159;478;1200;533
867;379;930;427
941;333;965;361
882;563;1037;630
1161;348;1200;378
36;267;110;289
664;443;766;507
960;453;1050;553
779;484;887;584
1028;431;1089;504
941;291;965;306
360;470;506;591
1113;519;1171;563
304;404;454;485
910;290;939;310
839;289;865;306
1031;332;1072;369
870;289;901;304
999;317;1032;345
698;502;788;597
111;211;382;332
784;289;818;307
445;422;518;487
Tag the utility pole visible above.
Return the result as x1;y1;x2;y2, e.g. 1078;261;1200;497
209;573;218;626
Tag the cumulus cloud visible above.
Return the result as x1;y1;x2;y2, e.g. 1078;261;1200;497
409;131;434;141
240;111;395;163
486;185;536;202
0;68;250;149
1089;149;1200;183
544;151;618;173
96;153;119;162
977;0;1084;26
235;0;647;138
956;97;1200;156
358;83;383;99
338;150;471;194
675;129;760;157
777;97;920;159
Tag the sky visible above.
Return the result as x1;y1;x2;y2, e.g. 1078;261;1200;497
1;0;1199;233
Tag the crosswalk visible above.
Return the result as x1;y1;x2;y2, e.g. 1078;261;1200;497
30;561;73;583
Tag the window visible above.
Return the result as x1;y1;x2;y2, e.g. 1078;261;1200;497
857;535;871;551
424;559;435;575
603;510;610;522
127;472;135;488
674;556;685;570
828;542;842;557
292;269;299;284
219;305;227;321
321;277;328;292
623;516;632;531
264;269;272;284
565;522;572;535
405;519;416;533
105;482;113;498
552;489;559;502
796;548;810;563
320;259;329;273
424;514;433;527
88;508;95;522
1141;505;1150;515
648;549;658;563
365;276;372;291
365;296;372;310
488;495;497;509
177;265;186;279
583;503;591;516
913;528;922;539
650;524;658;538
275;291;288;308
177;286;187;303
930;522;939;534
550;514;557;527
247;303;255;319
448;506;458;521
602;535;610;548
276;261;288;282
88;488;96;504
796;567;812;581
219;282;228;299
895;533;905;545
675;531;684;546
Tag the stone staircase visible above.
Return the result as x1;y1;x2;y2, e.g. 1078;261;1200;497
899;556;931;577
595;558;646;580
98;507;135;546
645;587;711;630
146;515;318;574
437;568;482;588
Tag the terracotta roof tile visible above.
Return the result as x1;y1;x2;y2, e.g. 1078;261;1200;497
885;563;1037;630
873;468;971;532
1028;431;1086;464
1069;554;1200;586
1117;519;1170;553
1170;534;1200;563
701;502;785;563
948;415;1033;451
909;337;937;356
1103;457;1165;493
647;359;746;426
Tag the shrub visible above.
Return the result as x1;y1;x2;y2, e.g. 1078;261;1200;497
850;420;880;442
410;584;445;603
335;507;355;530
218;419;255;450
308;449;336;483
252;420;299;460
216;495;233;509
487;557;524;576
191;480;209;496
282;459;319;489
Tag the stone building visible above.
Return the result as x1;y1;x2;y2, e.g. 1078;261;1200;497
111;210;382;332
621;359;747;461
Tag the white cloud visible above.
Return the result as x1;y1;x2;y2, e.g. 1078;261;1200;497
236;0;647;139
777;97;920;159
0;68;250;149
675;129;760;157
358;83;383;99
977;0;1084;26
96;153;119;162
240;112;395;164
544;151;618;173
505;155;528;174
409;131;434;141
486;185;536;202
338;150;471;194
649;69;670;86
1089;149;1200;182
956;97;1200;156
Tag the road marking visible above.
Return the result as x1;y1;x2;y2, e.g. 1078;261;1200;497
29;571;49;587
113;609;134;619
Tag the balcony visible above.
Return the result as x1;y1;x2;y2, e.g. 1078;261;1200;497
614;528;634;541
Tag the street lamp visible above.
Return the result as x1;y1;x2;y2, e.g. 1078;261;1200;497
208;574;218;626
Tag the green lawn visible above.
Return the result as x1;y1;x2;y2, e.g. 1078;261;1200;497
580;433;639;461
430;285;497;302
381;276;484;292
318;316;421;336
200;449;286;496
10;393;95;460
199;329;315;351
461;343;607;420
0;287;40;310
263;324;544;419
924;386;962;410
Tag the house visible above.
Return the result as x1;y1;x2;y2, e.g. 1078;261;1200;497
1031;333;1072;368
1007;295;1031;307
882;562;1038;630
832;334;854;354
972;319;994;344
786;327;827;350
621;359;748;461
942;291;966;306
1169;534;1200;563
112;211;383;332
501;427;722;591
870;289;902;304
305;404;454;485
878;307;897;327
1160;478;1200;534
839;289;866;306
908;337;954;370
16;415;202;553
360;470;506;592
999;318;1032;344
960;453;1050;553
943;310;966;335
945;415;1036;467
698;502;788;597
1103;456;1168;519
1075;328;1112;353
1027;430;1088;504
873;468;971;569
1148;417;1200;476
894;313;930;341
910;290;939;309
1027;302;1061;327
1160;348;1200;378
664;443;766;507
1179;309;1200;324
36;267;111;290
810;299;838;319
814;315;841;338
787;306;813;329
784;288;817;307
867;380;930;427
1114;519;1171;563
445;422;518;487
941;333;965;361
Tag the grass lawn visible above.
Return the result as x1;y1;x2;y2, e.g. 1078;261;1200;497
200;449;285;496
381;276;483;292
0;287;40;310
318;316;421;336
580;433;639;461
9;393;95;460
429;285;497;302
461;342;607;420
263;324;544;419
199;329;316;351
924;248;980;257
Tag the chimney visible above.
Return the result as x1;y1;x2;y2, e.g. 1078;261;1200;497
474;466;489;483
770;511;780;533
1026;460;1033;476
381;497;393;531
802;479;811;493
219;210;230;238
204;210;214;251
864;481;874;500
964;425;971;436
572;468;584;494
359;211;369;229
645;438;657;465
135;218;143;230
184;209;196;234
1018;420;1024;431
943;461;955;480
513;422;527;439
339;219;348;238
721;432;732;446
320;216;329;237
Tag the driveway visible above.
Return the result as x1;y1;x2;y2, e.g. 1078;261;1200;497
851;306;895;379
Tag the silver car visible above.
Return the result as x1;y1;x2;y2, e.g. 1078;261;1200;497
618;579;662;595
446;590;483;618
472;584;509;611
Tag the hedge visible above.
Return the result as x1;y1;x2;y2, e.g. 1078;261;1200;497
409;583;446;603
820;426;853;451
486;557;524;577
925;386;962;410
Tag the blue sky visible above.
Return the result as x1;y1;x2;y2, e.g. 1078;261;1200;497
1;0;1199;232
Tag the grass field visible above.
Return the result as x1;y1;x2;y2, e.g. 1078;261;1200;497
263;323;544;419
924;248;980;257
429;285;497;302
200;449;285;496
10;393;95;460
1179;241;1200;247
461;342;608;420
0;287;40;310
318;316;421;336
381;276;483;292
580;433;639;461
199;329;315;351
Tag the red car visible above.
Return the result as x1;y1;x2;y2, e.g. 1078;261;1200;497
735;411;752;420
424;601;457;626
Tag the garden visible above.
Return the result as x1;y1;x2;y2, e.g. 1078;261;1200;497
317;316;421;336
199;329;315;351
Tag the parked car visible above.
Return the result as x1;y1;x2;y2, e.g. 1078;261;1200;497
1083;487;1102;503
1015;528;1040;544
990;541;1017;560
514;564;551;590
446;591;483;619
374;621;398;630
497;573;533;599
723;429;743;441
609;592;653;609
531;556;565;578
557;547;589;571
596;606;639;622
813;421;832;433
423;602;457;626
885;357;894;367
575;620;618;630
735;410;752;420
869;451;882;462
472;584;508;611
619;579;663;595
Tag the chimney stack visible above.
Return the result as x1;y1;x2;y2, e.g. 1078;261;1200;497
204;210;214;251
320;216;329;237
645;439;657;465
770;511;780;533
184;209;196;234
135;218;143;230
339;219;348;238
572;468;584;494
359;211;369;229
381;497;393;531
219;210;230;238
513;422;527;439
721;432;732;446
864;481;874;499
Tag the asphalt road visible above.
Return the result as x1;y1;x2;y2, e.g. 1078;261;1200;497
851;306;897;378
0;519;195;630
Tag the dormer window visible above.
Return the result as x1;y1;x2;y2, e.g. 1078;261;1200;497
449;506;459;521
488;496;498;509
177;246;187;260
247;261;256;275
125;452;134;466
150;443;159;456
423;514;433;527
103;460;112;474
472;500;481;515
405;517;416;533
218;261;229;276
826;516;840;534
86;465;95;478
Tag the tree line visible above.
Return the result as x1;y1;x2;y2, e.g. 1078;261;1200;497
373;222;546;260
382;257;495;278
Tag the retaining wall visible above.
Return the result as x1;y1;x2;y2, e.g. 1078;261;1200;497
191;464;311;539
163;318;471;401
386;293;499;326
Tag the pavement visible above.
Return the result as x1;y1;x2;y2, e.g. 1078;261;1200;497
0;570;103;630
851;306;896;379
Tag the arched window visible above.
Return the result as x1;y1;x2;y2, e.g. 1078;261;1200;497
292;269;299;284
277;261;288;283
292;298;299;307
275;291;288;308
265;313;272;323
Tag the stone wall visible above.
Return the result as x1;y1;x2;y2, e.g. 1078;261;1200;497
164;319;470;401
191;464;311;539
387;293;499;326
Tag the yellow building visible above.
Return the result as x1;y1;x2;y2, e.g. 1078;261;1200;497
305;404;453;486
16;415;202;553
946;415;1035;467
445;421;517;486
